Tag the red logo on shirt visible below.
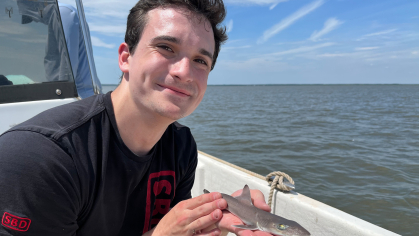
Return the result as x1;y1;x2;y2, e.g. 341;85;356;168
2;212;31;232
143;171;176;234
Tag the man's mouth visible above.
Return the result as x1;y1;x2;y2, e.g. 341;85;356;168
157;84;191;97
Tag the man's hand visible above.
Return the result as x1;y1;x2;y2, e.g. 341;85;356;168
148;192;227;236
216;188;273;236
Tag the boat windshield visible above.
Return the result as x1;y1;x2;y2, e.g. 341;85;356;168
0;0;100;104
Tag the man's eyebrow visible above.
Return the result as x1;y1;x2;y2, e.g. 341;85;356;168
151;35;180;44
200;49;213;62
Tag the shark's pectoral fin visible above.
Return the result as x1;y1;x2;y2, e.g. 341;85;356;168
232;224;259;230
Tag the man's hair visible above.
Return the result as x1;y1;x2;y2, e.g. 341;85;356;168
125;0;227;70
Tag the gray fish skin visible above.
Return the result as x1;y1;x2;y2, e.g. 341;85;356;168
204;185;310;236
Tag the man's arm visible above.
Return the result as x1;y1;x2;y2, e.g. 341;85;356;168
0;131;80;236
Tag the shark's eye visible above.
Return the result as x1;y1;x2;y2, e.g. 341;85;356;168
277;224;289;230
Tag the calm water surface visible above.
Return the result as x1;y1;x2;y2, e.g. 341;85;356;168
104;85;419;236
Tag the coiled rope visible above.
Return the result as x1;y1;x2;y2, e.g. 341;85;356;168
197;151;296;209
265;171;295;207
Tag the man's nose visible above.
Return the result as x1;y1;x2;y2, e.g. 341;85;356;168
170;57;193;82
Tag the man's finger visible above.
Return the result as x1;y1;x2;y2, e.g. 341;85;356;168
189;198;227;221
196;227;222;236
184;192;223;210
191;209;223;234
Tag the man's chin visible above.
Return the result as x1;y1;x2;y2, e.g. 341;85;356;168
155;106;190;122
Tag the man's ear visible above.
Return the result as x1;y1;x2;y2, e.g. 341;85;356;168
118;43;130;73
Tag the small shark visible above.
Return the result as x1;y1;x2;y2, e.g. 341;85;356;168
204;185;311;236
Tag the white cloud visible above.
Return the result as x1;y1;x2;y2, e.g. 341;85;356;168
258;0;325;44
83;1;136;19
269;42;335;56
226;20;234;33
412;51;419;55
221;43;335;66
221;57;294;71
317;53;350;58
364;29;397;37
224;39;248;44
222;45;252;50
59;0;135;37
355;47;379;51
309;18;344;41
312;48;418;63
357;29;398;41
270;2;280;10
91;36;115;49
89;23;127;35
312;51;381;60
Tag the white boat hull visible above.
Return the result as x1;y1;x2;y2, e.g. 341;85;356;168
0;98;78;135
192;151;400;236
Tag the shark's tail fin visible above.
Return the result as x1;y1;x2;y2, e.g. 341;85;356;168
203;189;210;194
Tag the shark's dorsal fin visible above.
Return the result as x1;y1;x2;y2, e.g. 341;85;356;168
234;184;253;206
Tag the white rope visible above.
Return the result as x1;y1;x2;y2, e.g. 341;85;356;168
265;171;295;207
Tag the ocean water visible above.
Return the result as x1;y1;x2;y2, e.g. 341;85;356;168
103;85;418;236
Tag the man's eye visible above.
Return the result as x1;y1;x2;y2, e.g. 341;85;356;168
195;59;208;65
158;45;173;52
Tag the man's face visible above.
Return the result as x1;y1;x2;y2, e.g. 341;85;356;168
123;7;215;121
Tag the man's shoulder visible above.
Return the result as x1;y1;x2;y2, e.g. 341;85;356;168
167;121;197;154
172;121;190;131
3;94;107;141
171;121;194;139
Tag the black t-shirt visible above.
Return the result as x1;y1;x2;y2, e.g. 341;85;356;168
0;92;198;236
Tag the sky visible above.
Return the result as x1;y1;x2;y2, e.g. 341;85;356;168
62;0;419;85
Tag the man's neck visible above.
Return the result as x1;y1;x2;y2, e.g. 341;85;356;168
111;84;173;156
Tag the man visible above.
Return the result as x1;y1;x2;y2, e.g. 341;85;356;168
0;0;272;235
